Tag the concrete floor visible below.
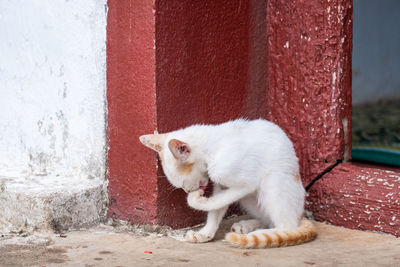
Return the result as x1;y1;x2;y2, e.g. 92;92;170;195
1;216;400;267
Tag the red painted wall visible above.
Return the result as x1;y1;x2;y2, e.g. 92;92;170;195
156;0;251;129
107;0;352;227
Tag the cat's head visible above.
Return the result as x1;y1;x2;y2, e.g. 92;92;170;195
139;133;209;193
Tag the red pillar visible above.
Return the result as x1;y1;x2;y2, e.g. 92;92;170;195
265;0;353;185
106;0;158;224
107;0;260;228
107;0;352;227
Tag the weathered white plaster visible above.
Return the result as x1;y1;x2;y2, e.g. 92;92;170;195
0;0;107;233
0;0;107;179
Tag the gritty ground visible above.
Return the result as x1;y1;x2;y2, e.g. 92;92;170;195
1;216;400;267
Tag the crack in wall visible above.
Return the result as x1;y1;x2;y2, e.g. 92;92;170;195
306;160;342;191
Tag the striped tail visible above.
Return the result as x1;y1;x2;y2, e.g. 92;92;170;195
225;217;317;249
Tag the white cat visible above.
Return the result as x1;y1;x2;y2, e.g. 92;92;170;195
140;118;316;248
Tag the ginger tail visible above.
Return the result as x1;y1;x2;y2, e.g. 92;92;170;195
225;217;317;249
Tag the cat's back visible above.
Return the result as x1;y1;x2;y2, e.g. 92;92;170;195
206;118;295;160
203;119;297;184
178;118;293;153
215;118;290;144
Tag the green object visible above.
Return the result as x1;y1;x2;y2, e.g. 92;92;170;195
352;147;400;167
352;100;400;167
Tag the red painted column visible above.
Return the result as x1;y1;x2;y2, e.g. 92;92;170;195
265;0;353;186
107;0;258;228
107;0;158;224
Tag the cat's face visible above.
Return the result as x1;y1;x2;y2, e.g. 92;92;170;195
139;134;209;193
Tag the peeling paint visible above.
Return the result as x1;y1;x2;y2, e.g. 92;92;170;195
267;0;352;185
284;41;289;48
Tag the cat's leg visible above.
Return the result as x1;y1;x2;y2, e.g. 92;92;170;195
186;185;228;243
187;186;254;211
231;194;267;234
258;173;304;229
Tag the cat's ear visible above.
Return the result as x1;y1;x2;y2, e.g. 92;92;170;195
139;134;164;152
168;139;191;162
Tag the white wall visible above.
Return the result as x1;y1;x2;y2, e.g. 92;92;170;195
0;1;107;183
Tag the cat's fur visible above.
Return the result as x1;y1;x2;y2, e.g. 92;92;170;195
140;119;316;248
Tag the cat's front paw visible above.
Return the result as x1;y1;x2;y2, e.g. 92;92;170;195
185;230;213;243
187;189;208;210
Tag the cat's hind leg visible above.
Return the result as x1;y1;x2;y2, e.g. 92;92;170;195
258;172;305;230
231;219;263;234
224;173;316;248
231;193;270;234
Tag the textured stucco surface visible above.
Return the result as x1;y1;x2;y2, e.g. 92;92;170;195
0;0;108;233
307;163;400;237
